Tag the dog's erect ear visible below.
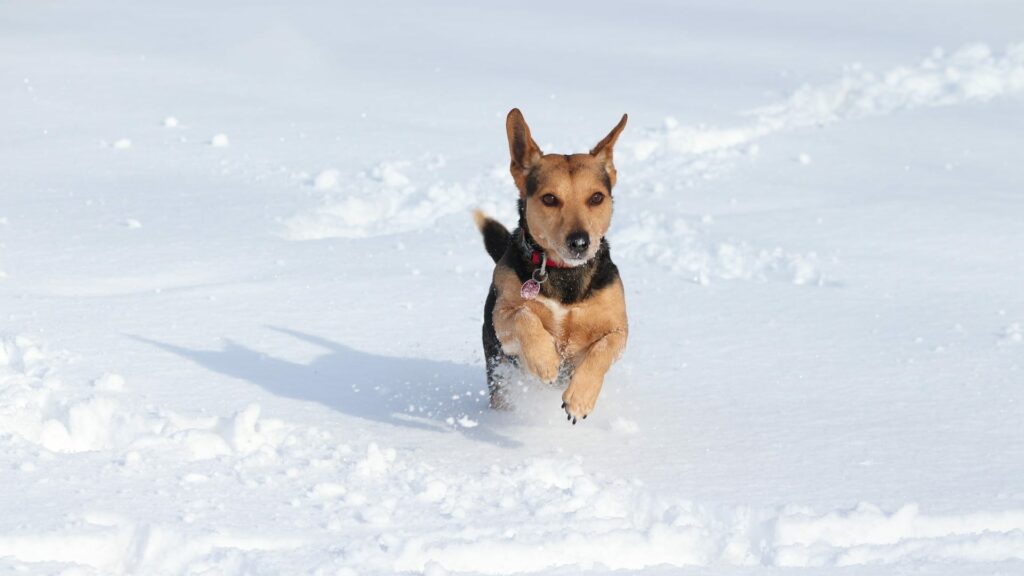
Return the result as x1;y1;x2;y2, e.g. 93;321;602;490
506;108;542;194
590;113;628;187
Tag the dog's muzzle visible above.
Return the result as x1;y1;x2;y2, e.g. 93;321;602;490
566;231;590;259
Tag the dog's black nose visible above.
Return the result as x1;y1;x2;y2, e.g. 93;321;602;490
566;231;590;254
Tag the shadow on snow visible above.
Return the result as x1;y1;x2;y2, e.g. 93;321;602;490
131;326;519;448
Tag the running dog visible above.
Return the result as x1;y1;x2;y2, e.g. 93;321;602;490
475;108;629;424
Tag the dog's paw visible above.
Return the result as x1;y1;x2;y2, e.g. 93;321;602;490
522;339;561;384
561;378;602;425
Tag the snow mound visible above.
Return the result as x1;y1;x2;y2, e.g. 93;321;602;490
614;212;826;285
772;503;1024;567
283;161;496;240
0;515;304;575
389;462;1024;573
628;42;1024;161
0;336;291;458
312;168;341;190
1000;322;1023;345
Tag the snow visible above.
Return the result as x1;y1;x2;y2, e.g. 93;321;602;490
2;0;1024;574
312;168;341;190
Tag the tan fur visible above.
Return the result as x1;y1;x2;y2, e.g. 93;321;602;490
472;209;487;230
507;110;628;266
491;264;628;418
486;109;630;420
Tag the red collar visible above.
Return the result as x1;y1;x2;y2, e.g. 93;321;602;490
530;251;572;269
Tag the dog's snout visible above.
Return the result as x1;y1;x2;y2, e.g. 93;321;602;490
566;231;590;253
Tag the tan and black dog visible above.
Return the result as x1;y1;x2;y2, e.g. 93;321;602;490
475;108;629;424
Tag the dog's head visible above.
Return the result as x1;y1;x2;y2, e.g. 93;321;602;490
506;108;627;266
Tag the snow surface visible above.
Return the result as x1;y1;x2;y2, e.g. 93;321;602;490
2;1;1024;574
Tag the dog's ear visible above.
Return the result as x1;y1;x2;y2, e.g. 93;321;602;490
506;108;542;194
590;113;628;187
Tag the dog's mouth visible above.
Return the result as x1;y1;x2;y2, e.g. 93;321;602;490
555;248;594;268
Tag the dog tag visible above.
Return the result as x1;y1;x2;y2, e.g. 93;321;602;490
521;279;541;300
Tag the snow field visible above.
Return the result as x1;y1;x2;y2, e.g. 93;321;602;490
2;2;1023;574
3;335;1024;573
283;42;1024;287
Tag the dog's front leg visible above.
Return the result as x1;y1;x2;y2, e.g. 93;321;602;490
494;304;560;383
562;329;627;422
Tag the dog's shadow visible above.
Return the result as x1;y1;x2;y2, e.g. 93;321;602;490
131;327;519;447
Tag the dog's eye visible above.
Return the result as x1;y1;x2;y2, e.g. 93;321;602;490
588;192;605;206
541;194;560;207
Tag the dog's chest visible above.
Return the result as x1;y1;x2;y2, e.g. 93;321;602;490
533;295;570;334
529;295;590;357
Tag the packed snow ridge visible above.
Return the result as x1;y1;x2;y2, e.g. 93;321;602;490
628;42;1024;159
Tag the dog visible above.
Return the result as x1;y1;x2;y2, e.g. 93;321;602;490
474;108;629;424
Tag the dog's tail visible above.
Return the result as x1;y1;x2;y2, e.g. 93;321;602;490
473;209;511;263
